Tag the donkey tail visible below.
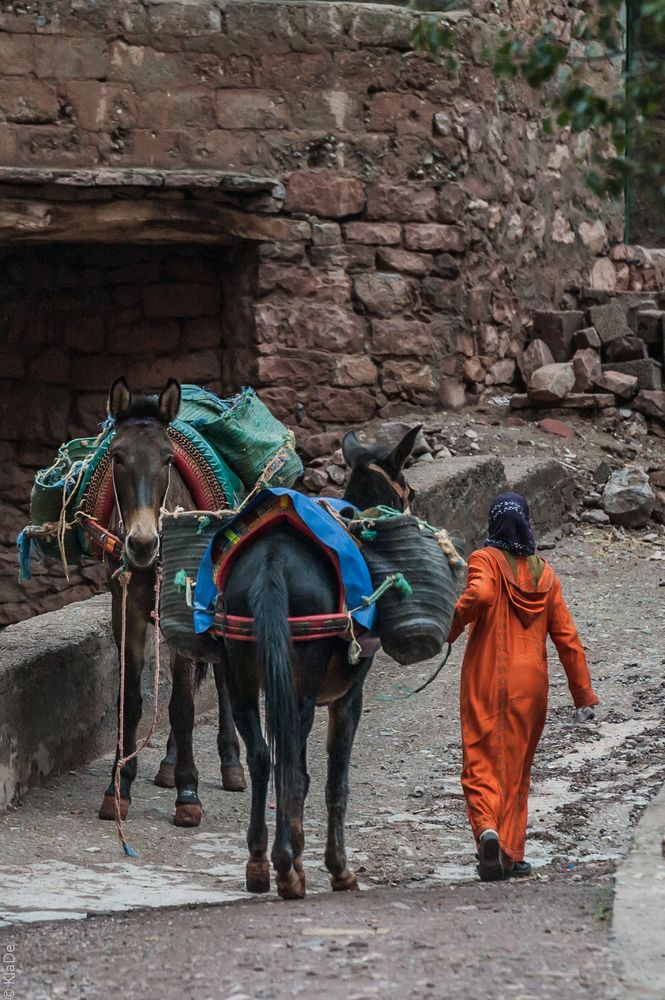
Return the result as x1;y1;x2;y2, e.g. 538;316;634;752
194;661;209;689
248;550;297;789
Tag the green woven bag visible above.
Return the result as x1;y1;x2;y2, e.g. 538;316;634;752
177;385;303;489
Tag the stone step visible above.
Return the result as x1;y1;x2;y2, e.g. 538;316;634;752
410;455;506;552
504;457;575;536
510;393;615;410
410;453;575;551
0;594;220;811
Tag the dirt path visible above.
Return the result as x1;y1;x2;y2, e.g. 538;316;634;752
1;518;665;996
2;881;620;1000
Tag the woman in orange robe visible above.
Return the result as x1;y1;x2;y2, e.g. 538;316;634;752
449;493;599;882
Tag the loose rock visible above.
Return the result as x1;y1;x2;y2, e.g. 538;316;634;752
604;335;647;362
651;489;665;525
633;389;665;422
581;509;610;525
527;362;575;402
574;326;601;350
538;418;575;439
517;339;555;384
602;467;655;528
572;348;602;393
588;301;632;346
375;422;430;457
532;311;584;362
602;359;663;391
594;371;639;400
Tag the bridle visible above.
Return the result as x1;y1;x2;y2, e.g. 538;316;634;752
111;458;172;538
80;418;173;564
367;463;415;514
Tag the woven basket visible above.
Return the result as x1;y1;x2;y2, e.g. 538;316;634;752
358;515;457;666
160;511;234;660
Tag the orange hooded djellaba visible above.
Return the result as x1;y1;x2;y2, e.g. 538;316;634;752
449;546;599;862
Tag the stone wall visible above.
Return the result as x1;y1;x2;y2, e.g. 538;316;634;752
0;0;622;408
0;0;623;622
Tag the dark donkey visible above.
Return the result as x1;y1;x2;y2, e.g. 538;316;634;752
98;376;246;827
219;423;420;899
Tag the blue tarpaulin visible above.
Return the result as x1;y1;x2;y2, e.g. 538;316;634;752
194;488;376;635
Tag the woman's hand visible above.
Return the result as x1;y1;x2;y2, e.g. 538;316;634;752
574;706;596;723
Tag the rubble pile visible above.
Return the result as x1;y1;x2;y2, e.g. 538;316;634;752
512;290;665;424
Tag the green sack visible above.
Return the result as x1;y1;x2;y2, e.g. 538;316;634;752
178;385;303;490
29;435;103;563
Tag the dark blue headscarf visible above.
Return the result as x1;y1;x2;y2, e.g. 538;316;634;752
485;492;536;557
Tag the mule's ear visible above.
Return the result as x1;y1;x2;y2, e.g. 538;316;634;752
386;424;422;473
158;378;181;424
108;376;132;422
341;431;367;469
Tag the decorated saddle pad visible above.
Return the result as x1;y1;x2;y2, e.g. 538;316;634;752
193;489;377;636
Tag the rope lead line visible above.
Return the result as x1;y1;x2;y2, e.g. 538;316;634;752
113;565;163;858
375;643;453;703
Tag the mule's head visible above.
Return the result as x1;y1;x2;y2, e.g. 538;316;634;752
107;376;181;570
341;425;421;513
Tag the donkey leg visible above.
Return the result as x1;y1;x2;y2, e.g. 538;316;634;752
170;653;202;827
100;585;149;820
154;727;177;788
272;697;316;900
213;663;247;792
229;686;272;893
324;663;370;891
291;741;312;896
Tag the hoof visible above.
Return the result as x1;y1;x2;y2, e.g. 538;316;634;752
98;794;129;821
173;803;202;827
246;860;270;894
331;870;359;892
154;762;176;788
221;764;247;792
276;867;306;901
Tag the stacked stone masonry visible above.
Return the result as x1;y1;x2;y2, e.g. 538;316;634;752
514;288;665;419
0;0;632;622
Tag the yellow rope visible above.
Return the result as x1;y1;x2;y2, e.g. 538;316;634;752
433;528;466;576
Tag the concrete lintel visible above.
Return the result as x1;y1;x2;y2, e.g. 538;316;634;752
0;197;309;244
0;167;284;195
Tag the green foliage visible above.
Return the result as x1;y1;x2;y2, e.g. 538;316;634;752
410;10;458;71
413;0;665;205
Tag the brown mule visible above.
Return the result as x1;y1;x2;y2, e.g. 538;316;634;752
99;377;245;830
